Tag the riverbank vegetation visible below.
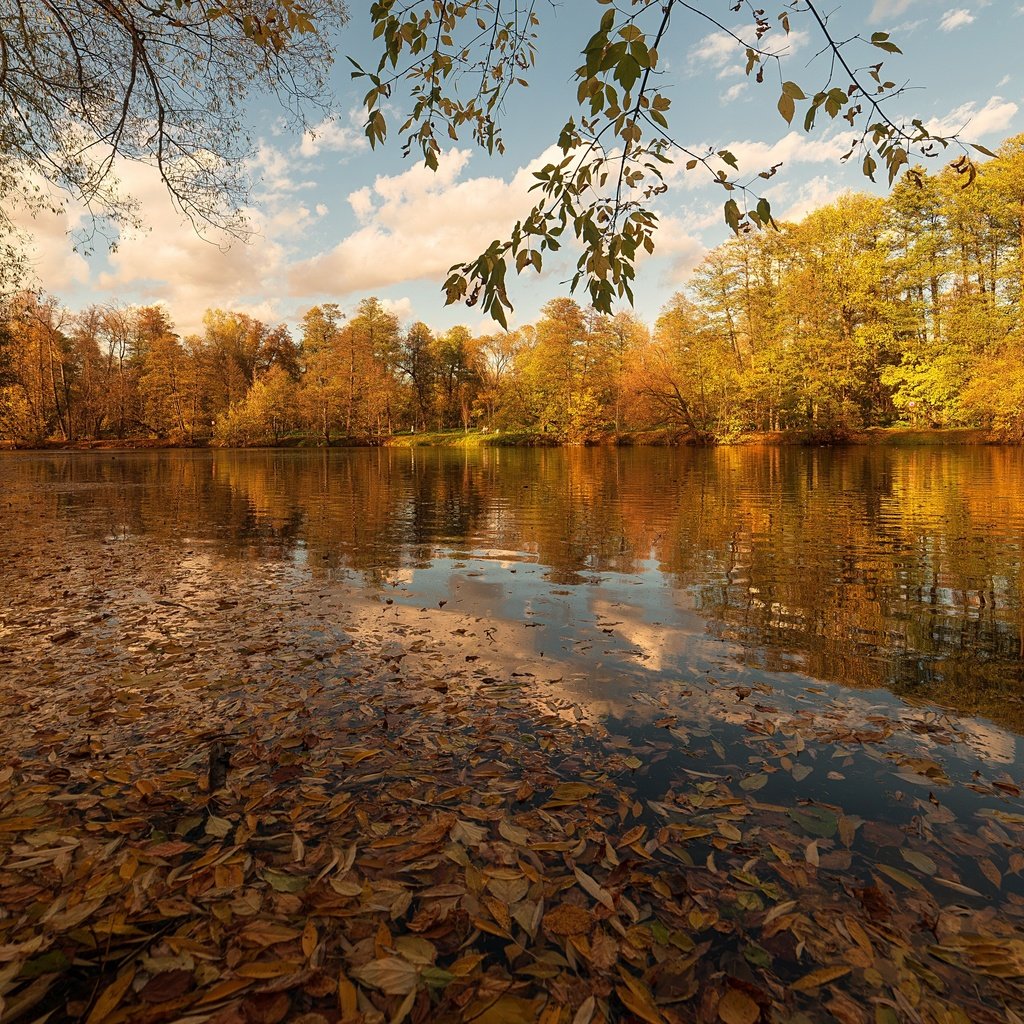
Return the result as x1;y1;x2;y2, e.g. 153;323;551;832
3;138;1024;449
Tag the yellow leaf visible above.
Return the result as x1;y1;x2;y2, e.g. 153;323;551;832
302;920;318;959
338;972;358;1016
549;782;599;803
900;850;936;875
573;995;597;1024
448;953;485;977
197;977;252;1004
790;965;851;992
85;967;135;1024
339;747;380;764
615;982;664;1024
876;864;925;892
574;866;615;911
235;960;301;978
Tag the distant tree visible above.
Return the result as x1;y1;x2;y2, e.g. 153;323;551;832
348;298;402;435
476;329;524;427
298;304;347;445
518;298;611;440
215;365;296;445
1;293;76;441
639;293;735;434
400;322;437;432
431;326;480;431
203;310;296;412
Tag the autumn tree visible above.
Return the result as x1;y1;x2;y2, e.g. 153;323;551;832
1;293;114;441
517;298;612;440
298;303;346;444
203;310;297;413
638;293;735;435
216;365;297;445
349;298;402;435
431;326;481;431
476;329;525;428
399;322;437;432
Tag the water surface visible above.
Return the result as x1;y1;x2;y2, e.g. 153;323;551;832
4;444;1023;744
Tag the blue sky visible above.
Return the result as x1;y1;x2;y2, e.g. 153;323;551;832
17;0;1022;337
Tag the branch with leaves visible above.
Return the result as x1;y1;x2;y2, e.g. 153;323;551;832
0;0;345;294
355;0;988;327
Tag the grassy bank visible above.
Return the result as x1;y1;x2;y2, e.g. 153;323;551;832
2;425;1014;451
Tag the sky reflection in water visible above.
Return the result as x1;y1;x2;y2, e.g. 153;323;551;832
6;444;1024;771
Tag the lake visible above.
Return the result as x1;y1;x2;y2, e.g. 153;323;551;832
3;445;1024;1020
5;444;1023;734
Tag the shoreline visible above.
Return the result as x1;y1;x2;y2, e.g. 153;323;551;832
0;425;1014;452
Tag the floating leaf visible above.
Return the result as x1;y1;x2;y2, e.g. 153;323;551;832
718;988;760;1024
574;866;615;911
901;850;937;875
739;774;767;792
351;957;419;995
788;807;838;838
790;966;851;992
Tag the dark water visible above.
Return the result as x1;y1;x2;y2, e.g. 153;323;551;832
3;445;1024;749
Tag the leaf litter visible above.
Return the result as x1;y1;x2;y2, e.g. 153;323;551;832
0;487;1023;1022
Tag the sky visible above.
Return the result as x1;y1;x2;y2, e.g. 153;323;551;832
12;0;1023;338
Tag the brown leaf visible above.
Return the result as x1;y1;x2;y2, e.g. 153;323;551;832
242;991;292;1024
615;980;664;1024
588;929;619;970
543;904;594;937
139;968;193;1003
351;956;418;995
718;988;760;1024
572;995;596;1024
574;866;615;911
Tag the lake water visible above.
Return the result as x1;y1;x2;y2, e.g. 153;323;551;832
4;445;1023;738
5;445;1024;1018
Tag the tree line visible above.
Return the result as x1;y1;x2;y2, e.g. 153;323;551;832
2;135;1023;447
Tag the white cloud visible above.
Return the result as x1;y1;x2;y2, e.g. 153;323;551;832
690;31;737;68
669;130;857;189
939;8;975;31
648;214;707;284
253;142;314;196
870;0;920;21
722;83;748;104
766;176;844;222
288;146;562;298
84;160;290;335
689;27;808;78
8;199;90;292
928;96;1018;137
298;112;368;159
377;296;413;322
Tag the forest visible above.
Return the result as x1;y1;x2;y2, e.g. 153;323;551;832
2;135;1023;448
